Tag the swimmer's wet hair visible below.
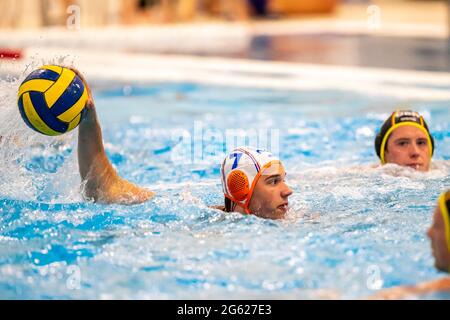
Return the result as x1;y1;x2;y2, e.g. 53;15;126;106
374;110;434;164
224;197;233;213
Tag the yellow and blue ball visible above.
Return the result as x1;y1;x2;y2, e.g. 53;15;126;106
17;65;88;136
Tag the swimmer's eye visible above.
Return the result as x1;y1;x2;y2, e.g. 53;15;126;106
267;177;282;185
417;139;428;146
396;140;409;147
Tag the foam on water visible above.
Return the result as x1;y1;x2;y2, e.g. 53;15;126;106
0;58;83;204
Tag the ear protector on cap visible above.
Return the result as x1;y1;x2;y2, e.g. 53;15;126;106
227;170;249;202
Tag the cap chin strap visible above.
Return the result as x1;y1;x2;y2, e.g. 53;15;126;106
225;161;281;215
224;194;252;215
380;122;434;165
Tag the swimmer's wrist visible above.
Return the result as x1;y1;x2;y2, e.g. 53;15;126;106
81;107;99;126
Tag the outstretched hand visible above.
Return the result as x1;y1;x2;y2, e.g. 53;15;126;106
68;66;95;111
67;66;97;124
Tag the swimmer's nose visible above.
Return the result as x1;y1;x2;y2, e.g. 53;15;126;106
427;227;433;239
281;183;293;198
409;143;421;158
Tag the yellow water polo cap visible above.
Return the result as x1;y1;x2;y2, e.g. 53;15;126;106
374;110;434;164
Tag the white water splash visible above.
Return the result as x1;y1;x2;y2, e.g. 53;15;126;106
0;65;81;203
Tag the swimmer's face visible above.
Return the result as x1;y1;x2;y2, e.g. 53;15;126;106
384;126;431;172
427;206;450;272
248;163;293;219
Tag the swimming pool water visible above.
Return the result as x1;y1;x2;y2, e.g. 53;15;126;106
0;81;449;299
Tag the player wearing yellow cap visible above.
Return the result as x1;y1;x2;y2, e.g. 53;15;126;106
374;110;434;172
370;190;450;299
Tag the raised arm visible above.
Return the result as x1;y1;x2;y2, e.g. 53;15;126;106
74;68;154;204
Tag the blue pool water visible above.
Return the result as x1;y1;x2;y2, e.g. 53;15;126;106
0;81;449;299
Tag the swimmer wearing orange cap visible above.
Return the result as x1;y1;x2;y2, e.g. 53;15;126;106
219;147;293;219
374;110;434;172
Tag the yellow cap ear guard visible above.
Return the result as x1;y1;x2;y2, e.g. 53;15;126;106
438;190;450;254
